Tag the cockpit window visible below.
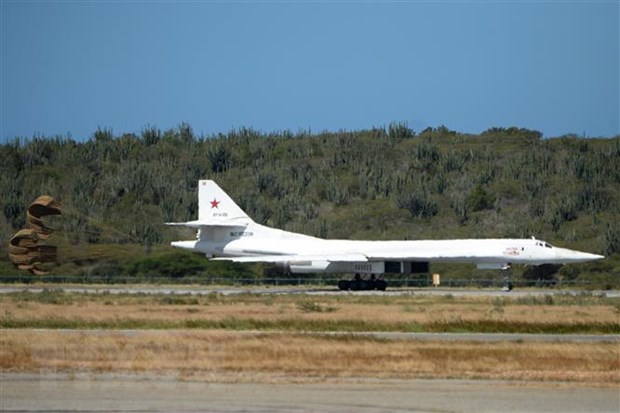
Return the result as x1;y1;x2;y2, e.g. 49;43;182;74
535;241;554;248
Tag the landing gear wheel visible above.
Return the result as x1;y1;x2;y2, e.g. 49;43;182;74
350;279;365;291
338;275;387;291
376;280;387;291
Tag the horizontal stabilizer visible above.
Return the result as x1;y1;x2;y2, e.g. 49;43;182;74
165;220;248;229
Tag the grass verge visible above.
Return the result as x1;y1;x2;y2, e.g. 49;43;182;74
1;330;618;384
2;290;619;334
2;316;619;334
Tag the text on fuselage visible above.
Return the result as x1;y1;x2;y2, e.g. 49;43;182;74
230;231;254;238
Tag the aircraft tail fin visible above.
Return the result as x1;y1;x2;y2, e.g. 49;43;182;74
197;180;252;224
166;180;253;228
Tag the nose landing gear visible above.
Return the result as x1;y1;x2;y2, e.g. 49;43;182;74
501;264;513;292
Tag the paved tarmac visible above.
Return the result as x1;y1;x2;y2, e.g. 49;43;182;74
2;285;619;298
3;287;618;412
2;373;618;413
21;328;620;343
315;331;620;343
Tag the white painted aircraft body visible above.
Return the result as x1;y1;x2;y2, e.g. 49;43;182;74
167;180;603;281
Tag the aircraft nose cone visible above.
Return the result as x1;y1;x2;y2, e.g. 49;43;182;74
576;252;605;261
557;248;604;263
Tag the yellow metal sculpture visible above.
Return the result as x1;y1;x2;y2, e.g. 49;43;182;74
8;196;61;275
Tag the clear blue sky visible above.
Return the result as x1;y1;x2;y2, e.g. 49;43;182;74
1;0;618;140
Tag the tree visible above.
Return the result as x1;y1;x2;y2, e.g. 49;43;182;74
467;185;495;211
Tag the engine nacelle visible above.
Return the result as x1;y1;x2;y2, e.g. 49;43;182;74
289;261;386;274
288;260;330;273
270;261;334;275
386;261;429;274
284;260;430;274
274;261;291;273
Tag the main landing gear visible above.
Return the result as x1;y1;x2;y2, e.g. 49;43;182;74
338;274;387;291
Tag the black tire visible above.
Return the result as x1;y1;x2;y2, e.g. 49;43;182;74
377;280;387;291
350;280;363;291
338;280;349;291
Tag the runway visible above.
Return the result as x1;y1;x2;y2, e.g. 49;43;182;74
3;284;619;298
20;328;620;343
4;287;618;412
316;331;620;343
3;373;618;413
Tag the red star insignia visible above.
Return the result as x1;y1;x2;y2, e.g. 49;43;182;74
210;199;220;209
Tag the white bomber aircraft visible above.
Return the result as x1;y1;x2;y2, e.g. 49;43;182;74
167;180;604;290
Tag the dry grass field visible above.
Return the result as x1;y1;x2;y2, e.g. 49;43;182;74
2;330;618;384
1;290;619;384
1;290;619;332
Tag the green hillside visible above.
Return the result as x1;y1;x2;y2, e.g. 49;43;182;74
2;123;619;287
